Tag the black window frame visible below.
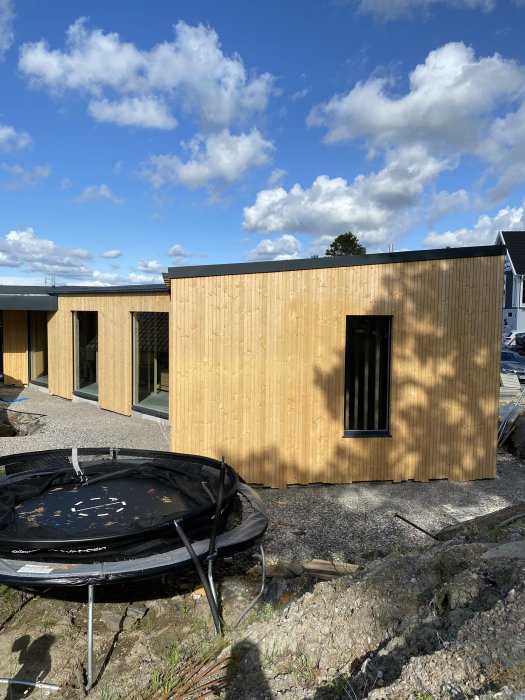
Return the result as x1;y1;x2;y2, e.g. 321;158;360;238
343;315;392;438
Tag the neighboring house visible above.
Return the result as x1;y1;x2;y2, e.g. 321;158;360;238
0;245;505;487
496;231;525;332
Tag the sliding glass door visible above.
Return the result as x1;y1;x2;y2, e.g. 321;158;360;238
29;311;49;386
74;311;98;399
133;312;168;416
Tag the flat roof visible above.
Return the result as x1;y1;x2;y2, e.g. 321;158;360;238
166;244;505;280
0;284;167;296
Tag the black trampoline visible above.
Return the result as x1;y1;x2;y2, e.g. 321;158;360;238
0;448;268;692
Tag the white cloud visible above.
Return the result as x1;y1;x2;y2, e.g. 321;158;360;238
101;249;121;258
304;41;525;230
423;202;525;247
356;0;494;20
0;164;50;190
127;271;162;284
88;96;177;129
0;124;32;152
245;234;302;261
143;129;273;189
0;0;14;59
138;259;165;273
19;19;273;131
308;43;524;151
309;235;338;257
291;87;310;101
74;184;124;205
427;189;469;222
167;243;189;257
0;227;92;278
244;145;446;242
267;168;287;186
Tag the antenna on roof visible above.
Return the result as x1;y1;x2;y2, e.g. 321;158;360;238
388;243;394;253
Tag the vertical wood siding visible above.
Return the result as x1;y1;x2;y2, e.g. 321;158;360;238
2;310;28;386
170;255;504;487
48;293;170;415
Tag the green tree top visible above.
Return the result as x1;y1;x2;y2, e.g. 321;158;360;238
325;232;366;256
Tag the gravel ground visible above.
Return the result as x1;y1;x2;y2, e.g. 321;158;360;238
2;384;525;564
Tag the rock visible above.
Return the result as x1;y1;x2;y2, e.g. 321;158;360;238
481;541;525;561
100;610;124;633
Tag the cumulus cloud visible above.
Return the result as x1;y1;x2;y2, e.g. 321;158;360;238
308;43;524;150
267;168;287;186
88;97;177;129
0;0;14;58
423;201;525;247
74;184;124;204
0;164;50;190
143;129;273;189
101;249;121;258
355;0;494;20
244;145;445;243
0;124;32;152
138;259;165;273
19;19;273;131
427;189;469;222
239;42;525;240
245;234;302;261
0;227;92;278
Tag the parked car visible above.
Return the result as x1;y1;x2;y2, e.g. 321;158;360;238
501;348;525;383
504;330;525;352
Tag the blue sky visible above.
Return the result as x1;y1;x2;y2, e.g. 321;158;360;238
1;0;525;285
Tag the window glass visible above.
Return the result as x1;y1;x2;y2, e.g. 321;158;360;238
29;311;49;385
344;316;392;435
74;311;98;398
133;312;169;416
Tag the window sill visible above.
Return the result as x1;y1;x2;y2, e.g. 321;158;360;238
73;390;98;402
343;430;391;438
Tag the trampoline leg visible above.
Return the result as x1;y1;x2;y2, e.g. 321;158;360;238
207;558;218;605
86;584;94;692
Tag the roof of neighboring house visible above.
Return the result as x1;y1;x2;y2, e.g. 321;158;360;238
500;232;525;275
167;244;506;280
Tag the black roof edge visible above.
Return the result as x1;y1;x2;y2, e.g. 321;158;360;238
0;284;168;296
0;295;58;311
167;245;506;280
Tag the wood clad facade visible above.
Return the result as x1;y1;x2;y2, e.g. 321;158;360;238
169;254;504;487
48;293;169;415
2;310;28;386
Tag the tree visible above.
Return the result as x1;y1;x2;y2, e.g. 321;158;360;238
325;232;366;256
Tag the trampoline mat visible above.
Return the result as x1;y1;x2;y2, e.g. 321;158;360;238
0;449;239;562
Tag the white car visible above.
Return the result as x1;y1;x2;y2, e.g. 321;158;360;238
504;330;525;347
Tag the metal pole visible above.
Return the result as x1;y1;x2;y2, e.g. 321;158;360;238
0;678;60;691
86;584;94;692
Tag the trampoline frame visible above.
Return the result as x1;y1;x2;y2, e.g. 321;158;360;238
0;448;269;692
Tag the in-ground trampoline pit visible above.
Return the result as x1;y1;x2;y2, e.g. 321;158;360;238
0;447;268;693
0;409;42;437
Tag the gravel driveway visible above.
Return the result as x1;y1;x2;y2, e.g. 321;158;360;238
2;384;524;564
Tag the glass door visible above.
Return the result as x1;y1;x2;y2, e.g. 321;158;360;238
74;311;98;399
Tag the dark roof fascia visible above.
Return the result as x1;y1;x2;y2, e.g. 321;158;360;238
0;294;58;311
167;245;506;280
54;284;168;295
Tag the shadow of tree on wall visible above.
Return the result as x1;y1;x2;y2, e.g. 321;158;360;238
311;258;500;485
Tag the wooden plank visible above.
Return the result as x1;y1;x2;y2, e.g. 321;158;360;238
169;253;504;487
47;293;170;415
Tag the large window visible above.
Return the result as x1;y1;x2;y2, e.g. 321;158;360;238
133;312;169;416
74;311;98;399
344;315;392;436
29;311;49;386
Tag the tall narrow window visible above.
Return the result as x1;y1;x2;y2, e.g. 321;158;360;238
29;311;49;386
74;311;98;399
344;315;392;436
133;312;169;416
